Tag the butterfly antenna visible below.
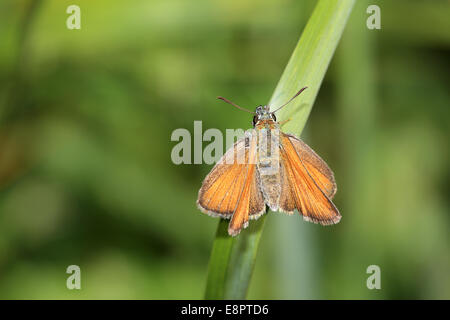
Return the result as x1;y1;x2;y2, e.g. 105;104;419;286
270;86;308;114
217;96;256;114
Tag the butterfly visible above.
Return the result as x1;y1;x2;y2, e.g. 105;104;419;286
197;87;341;236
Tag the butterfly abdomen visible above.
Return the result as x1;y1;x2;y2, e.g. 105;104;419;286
256;127;281;211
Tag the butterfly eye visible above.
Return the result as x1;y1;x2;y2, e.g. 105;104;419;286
252;115;258;127
271;113;277;122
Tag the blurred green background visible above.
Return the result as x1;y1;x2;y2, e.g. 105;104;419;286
0;0;449;299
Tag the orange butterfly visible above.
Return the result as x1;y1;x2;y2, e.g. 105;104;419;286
197;87;341;236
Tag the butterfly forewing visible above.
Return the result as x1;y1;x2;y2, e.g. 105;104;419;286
279;133;341;225
284;134;337;198
197;131;266;235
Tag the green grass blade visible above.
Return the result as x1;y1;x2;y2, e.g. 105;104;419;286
270;0;355;134
204;0;355;300
205;217;266;299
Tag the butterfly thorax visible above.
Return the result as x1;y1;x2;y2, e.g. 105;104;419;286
254;118;278;130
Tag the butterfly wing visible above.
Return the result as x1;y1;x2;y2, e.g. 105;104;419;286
197;130;266;236
284;133;337;198
279;133;341;225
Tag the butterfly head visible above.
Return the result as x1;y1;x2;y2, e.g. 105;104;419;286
252;105;276;127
